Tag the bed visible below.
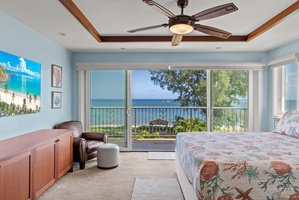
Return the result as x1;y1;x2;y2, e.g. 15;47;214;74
175;110;299;200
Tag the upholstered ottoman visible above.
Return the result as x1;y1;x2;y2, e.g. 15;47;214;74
97;143;119;169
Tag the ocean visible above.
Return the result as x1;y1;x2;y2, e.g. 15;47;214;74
91;99;180;107
286;99;296;110
91;99;248;107
0;74;40;97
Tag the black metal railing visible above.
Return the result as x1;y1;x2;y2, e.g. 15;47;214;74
90;106;248;139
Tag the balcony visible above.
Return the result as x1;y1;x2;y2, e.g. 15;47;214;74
90;106;248;151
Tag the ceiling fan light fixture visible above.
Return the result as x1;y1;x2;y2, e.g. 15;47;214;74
170;24;193;34
169;15;195;35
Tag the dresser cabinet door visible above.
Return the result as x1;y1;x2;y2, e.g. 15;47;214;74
33;142;56;198
56;133;73;178
0;152;31;200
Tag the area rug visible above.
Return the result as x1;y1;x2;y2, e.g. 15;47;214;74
131;178;184;200
147;152;175;160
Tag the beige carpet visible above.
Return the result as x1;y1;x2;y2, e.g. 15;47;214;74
37;152;180;200
131;178;184;200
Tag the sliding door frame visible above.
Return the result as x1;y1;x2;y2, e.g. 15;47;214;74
77;62;264;150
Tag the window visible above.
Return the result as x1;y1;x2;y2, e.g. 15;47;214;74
285;63;297;110
271;53;299;117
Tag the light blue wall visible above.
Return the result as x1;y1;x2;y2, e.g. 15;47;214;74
268;39;299;61
263;38;299;131
0;11;73;140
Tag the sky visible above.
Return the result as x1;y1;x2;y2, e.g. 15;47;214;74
132;70;177;99
90;70;178;99
0;50;41;75
91;68;296;102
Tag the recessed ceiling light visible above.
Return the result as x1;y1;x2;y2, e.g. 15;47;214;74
58;32;66;36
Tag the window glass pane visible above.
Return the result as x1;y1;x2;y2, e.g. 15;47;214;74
90;70;125;106
131;70;207;138
211;70;248;132
90;70;127;148
285;63;297;110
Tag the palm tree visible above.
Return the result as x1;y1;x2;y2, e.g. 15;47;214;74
29;94;32;109
33;94;37;107
26;91;29;104
4;83;8;103
22;98;26;112
12;92;15;104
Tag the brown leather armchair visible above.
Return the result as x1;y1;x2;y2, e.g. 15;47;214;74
54;120;108;169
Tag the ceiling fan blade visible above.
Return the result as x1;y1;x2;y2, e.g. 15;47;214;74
128;24;168;33
195;24;231;39
171;34;183;46
143;0;176;18
192;3;238;21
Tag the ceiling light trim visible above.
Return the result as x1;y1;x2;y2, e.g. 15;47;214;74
59;0;102;42
59;1;297;44
101;36;247;42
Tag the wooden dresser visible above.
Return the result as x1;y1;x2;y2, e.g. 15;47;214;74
0;129;73;200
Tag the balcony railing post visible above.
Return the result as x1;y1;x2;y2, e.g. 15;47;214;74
190;108;192;132
134;108;136;137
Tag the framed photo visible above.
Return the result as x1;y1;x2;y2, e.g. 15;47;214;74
0;50;41;117
52;91;62;109
52;64;62;88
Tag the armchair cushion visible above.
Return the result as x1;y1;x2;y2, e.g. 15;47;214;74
86;140;105;154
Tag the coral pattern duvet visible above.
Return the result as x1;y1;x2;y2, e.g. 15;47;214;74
176;132;299;200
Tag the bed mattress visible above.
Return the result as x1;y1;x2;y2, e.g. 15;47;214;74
176;132;299;200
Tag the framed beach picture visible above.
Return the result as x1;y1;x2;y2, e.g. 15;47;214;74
0;50;41;117
52;91;61;109
52;64;62;88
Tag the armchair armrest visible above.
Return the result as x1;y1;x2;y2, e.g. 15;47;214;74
82;132;108;143
73;137;87;162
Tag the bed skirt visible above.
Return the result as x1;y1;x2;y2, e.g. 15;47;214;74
176;153;198;200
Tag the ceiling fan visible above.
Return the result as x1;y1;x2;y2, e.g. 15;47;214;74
127;0;238;46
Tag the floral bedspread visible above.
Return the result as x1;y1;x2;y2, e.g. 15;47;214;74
175;132;299;200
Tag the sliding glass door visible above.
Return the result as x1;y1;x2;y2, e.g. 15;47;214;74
89;70;131;150
79;67;257;151
210;70;249;132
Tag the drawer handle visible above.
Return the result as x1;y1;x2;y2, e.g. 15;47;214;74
55;139;60;142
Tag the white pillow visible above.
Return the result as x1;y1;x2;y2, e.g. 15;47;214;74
272;110;299;138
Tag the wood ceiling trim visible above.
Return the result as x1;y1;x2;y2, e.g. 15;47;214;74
59;0;102;42
60;0;298;43
101;36;247;42
247;1;299;42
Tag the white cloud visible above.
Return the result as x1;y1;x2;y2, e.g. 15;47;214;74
19;57;26;72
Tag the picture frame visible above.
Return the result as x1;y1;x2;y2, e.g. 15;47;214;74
52;64;62;88
52;91;62;109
